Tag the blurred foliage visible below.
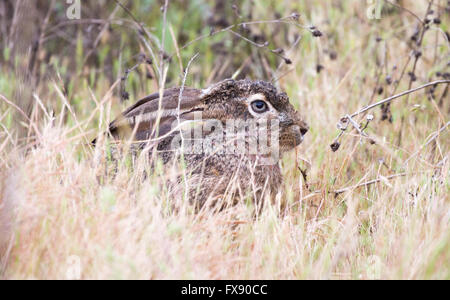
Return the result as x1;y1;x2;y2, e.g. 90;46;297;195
0;1;328;99
0;0;448;141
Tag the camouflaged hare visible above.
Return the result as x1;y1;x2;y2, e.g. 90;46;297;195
104;79;308;209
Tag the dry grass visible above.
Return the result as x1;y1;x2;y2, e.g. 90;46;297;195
0;0;449;279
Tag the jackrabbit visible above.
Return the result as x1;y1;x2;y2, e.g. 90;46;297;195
104;79;308;209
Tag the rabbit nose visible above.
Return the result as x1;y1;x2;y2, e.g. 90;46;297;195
299;121;309;136
300;127;308;136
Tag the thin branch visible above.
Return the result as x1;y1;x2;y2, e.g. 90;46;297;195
332;173;408;195
397;0;435;146
344;114;368;137
383;0;425;24
331;80;449;151
113;0;160;78
172;14;309;63
160;0;169;80
348;80;450;118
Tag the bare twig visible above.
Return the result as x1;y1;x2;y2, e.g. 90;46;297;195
344;114;369;137
172;14;313;64
383;0;425;24
331;80;450;151
332;172;408;195
160;0;169;77
81;5;120;66
347;80;450;119
397;0;435;146
113;0;160;79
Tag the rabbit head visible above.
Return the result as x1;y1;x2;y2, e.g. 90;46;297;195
108;79;308;157
199;79;309;153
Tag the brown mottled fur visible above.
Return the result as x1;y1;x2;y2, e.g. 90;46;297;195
105;79;308;208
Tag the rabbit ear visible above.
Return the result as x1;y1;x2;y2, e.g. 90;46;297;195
109;87;206;141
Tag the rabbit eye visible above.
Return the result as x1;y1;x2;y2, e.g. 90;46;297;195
250;100;269;113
